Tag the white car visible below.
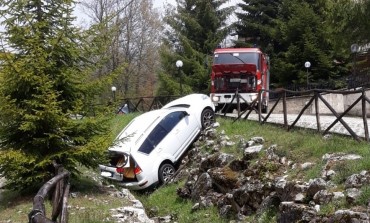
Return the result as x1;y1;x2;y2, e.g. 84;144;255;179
99;94;215;190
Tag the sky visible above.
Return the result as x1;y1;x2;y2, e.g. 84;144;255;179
152;0;242;11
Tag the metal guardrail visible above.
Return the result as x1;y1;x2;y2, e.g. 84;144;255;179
28;163;70;223
230;88;370;142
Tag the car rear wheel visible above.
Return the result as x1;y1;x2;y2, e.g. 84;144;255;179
158;163;175;184
201;108;215;129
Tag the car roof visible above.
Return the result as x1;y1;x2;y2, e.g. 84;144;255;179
162;94;208;109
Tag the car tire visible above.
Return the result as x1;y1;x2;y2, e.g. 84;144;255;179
158;163;175;184
201;108;215;129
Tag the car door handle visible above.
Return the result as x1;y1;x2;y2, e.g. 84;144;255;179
157;147;163;153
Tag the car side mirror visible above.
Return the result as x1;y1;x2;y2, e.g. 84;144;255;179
184;111;190;116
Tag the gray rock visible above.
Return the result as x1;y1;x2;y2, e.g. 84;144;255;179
332;191;345;200
243;145;263;159
345;173;370;189
346;188;362;204
278;202;317;223
191;173;213;201
313;190;333;204
219;205;234;218
251;136;264;144
307;178;327;198
332;210;369;222
300;162;315;170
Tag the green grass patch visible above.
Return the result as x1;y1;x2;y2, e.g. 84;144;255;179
135;182;228;223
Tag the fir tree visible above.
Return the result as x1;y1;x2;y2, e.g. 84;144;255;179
158;0;234;94
0;0;112;191
273;0;336;86
235;0;282;54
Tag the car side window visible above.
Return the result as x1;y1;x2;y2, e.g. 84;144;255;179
138;111;186;154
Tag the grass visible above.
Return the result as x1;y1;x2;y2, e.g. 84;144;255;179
134;182;228;223
0;167;131;223
1;114;370;222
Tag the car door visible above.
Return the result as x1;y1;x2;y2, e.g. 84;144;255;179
137;110;198;159
162;111;197;160
138;111;185;156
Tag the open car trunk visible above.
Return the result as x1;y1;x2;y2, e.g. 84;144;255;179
109;152;137;180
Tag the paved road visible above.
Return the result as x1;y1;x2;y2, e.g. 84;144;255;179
224;113;369;140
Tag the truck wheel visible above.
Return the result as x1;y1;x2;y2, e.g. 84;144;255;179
158;163;175;184
262;106;268;114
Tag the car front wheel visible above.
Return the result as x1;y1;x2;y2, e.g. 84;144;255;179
201;108;215;129
158;163;175;184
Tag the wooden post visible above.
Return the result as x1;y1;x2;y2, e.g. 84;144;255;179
315;91;321;132
236;88;240;117
362;89;369;141
258;90;262;123
52;164;64;221
282;90;288;129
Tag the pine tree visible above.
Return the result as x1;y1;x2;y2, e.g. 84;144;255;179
158;0;234;94
236;0;354;87
0;0;112;191
235;0;282;54
273;0;336;86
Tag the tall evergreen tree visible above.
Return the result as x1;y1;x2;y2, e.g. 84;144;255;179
0;0;113;191
158;0;234;95
273;0;337;86
236;0;354;87
235;0;282;55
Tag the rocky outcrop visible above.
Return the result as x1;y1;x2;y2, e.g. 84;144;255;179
171;123;370;222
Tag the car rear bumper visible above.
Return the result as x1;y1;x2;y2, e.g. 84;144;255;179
99;164;151;190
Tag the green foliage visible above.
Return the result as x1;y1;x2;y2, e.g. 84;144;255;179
235;0;366;86
235;0;282;52
0;0;115;191
355;186;370;206
159;0;234;94
319;197;347;216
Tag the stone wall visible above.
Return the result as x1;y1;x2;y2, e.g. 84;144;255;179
343;91;370;116
268;89;370;117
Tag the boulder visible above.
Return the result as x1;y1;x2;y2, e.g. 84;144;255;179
191;172;213;202
278;202;317;223
306;178;327;198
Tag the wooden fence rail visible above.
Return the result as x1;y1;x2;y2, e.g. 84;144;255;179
117;95;180;113
231;87;369;142
28;164;70;223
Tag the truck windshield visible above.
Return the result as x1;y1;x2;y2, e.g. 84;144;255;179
213;52;260;70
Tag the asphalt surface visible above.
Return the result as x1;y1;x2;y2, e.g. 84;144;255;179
223;113;369;140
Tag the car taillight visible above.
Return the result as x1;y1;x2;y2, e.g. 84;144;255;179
116;167;124;173
134;166;142;175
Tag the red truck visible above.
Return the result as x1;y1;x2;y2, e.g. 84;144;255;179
210;48;270;113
